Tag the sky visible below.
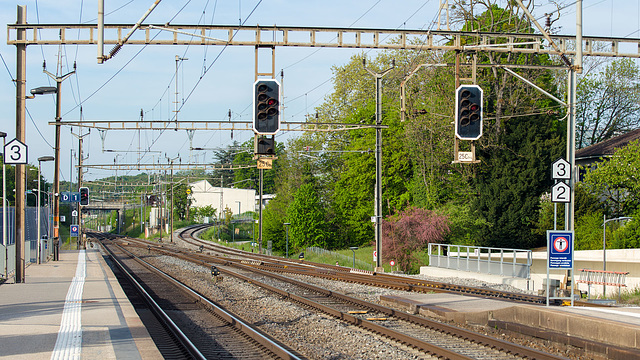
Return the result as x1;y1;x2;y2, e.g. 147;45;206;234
1;0;639;184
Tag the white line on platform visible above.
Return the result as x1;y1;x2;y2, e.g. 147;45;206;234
51;251;86;360
580;307;640;319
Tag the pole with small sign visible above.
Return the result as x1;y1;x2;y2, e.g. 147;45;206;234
547;158;574;306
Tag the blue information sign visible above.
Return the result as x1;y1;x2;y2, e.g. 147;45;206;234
61;192;71;203
60;192;81;203
70;225;79;237
547;231;573;269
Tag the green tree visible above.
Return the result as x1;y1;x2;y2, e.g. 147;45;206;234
210;141;241;187
575;211;605;250
287;183;327;249
262;195;287;253
173;183;192;220
474;113;565;249
611;210;640;249
192;205;216;223
583;140;640;215
576;59;640;148
233;138;284;193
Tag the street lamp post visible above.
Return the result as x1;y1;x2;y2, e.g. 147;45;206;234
349;247;359;269
283;223;290;258
37;156;54;264
31;75;72;261
602;216;633;297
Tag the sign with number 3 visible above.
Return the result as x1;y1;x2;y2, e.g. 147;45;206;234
3;138;28;165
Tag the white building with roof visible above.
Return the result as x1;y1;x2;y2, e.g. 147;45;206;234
189;180;256;218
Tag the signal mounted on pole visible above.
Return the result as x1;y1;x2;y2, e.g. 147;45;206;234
255;135;275;155
253;79;280;135
79;187;89;206
455;85;483;140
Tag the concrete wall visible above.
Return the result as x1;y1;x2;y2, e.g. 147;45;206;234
422;248;640;297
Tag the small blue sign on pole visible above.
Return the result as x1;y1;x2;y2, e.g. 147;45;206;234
61;192;71;203
547;230;573;269
70;225;79;237
60;192;80;203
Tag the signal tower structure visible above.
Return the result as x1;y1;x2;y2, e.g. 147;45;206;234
452;53;482;164
253;45;280;254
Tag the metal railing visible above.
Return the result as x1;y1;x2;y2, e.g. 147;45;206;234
577;268;628;300
0;239;54;280
306;246;373;270
428;243;532;279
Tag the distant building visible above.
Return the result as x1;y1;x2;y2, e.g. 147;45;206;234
189;180;256;218
576;128;640;170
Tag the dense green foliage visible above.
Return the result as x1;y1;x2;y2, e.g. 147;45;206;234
583;140;640;215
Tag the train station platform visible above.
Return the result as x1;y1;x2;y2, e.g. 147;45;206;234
0;249;161;359
381;292;640;359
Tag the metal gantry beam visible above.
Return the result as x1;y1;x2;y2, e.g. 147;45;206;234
80;163;257;171
48;120;389;132
8;23;640;59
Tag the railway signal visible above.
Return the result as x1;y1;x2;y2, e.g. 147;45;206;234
79;187;89;206
255;136;275;155
455;85;483;140
253;79;280;135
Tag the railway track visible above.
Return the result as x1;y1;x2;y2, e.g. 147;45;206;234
176;224;609;307
92;230;568;360
98;233;303;360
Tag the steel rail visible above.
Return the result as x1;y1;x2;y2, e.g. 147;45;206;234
177;225;611;308
104;230;566;360
179;225;551;304
97;233;303;360
97;235;206;360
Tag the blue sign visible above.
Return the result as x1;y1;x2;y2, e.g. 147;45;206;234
547;231;573;269
61;192;71;203
70;225;79;237
61;192;81;203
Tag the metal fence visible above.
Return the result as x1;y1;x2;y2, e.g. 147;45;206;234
306;246;373;270
0;207;54;280
428;243;532;279
0;238;54;280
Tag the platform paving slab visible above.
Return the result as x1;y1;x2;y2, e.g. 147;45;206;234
0;249;161;359
380;292;640;352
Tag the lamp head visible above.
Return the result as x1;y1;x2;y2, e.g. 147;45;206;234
30;86;57;95
38;156;55;162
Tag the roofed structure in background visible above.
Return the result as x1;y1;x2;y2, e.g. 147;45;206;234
576;128;640;168
189;180;256;218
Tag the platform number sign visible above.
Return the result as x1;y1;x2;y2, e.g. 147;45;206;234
551;158;571;203
547;230;573;269
551;158;571;180
3;138;28;165
551;182;571;203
